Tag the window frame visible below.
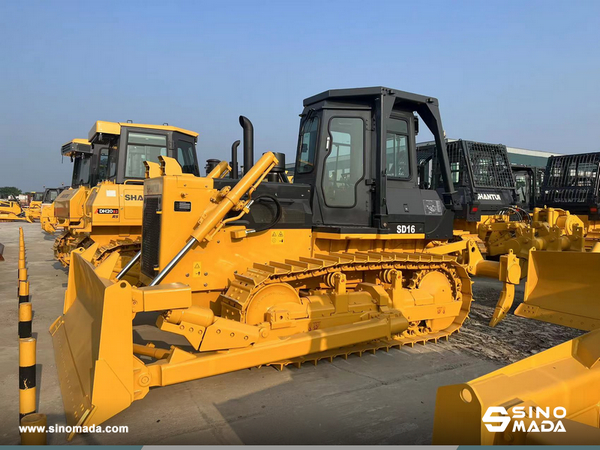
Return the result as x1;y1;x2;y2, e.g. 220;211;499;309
295;113;321;175
320;115;366;209
174;137;199;176
385;117;411;181
123;130;169;180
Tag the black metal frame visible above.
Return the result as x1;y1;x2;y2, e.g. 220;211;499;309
292;86;457;238
541;152;600;219
418;139;517;221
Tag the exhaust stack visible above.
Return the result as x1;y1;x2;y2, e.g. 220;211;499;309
239;116;254;175
231;140;240;179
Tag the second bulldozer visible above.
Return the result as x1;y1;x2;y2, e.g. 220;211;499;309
51;87;522;433
0;200;32;222
52;122;201;277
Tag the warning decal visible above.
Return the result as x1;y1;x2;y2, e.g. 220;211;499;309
271;230;284;245
192;262;202;277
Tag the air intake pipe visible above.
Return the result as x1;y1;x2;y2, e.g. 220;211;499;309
267;152;288;182
205;159;220;176
239;116;254;174
230;140;240;179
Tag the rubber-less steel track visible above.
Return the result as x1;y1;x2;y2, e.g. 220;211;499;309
219;251;473;369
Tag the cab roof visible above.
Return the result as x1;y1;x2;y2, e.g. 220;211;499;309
61;138;92;156
303;86;438;107
88;121;199;141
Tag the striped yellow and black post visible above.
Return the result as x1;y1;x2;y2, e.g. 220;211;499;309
18;269;29;303
18;302;32;338
18;227;25;266
20;413;47;445
19;337;37;420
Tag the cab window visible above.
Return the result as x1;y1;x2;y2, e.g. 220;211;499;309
176;139;199;175
297;115;319;174
72;155;91;187
108;148;118;179
322;117;364;207
125;132;167;179
98;148;109;182
386;118;410;179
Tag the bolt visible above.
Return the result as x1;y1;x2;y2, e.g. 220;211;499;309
216;329;221;334
230;332;235;337
185;273;189;277
180;325;185;330
204;283;208;287
204;272;208;276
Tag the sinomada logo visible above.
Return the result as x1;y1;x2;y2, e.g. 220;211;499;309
482;406;567;433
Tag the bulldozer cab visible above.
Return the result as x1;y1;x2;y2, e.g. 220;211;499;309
418;140;517;222
61;139;96;188
512;164;543;211
88;121;200;185
291;87;457;239
31;192;44;202
42;187;62;204
541;152;600;220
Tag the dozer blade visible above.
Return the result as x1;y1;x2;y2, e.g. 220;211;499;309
433;328;600;445
516;251;600;331
49;251;134;437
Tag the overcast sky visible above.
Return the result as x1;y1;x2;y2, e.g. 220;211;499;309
1;0;599;191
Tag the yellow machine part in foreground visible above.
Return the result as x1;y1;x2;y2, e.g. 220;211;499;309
432;328;600;445
515;249;600;331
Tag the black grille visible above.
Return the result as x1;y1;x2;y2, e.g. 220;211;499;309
542;152;600;205
427;140;516;190
141;196;161;278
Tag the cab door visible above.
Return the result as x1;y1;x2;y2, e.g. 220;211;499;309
317;110;372;227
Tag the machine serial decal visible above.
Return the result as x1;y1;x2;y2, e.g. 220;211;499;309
396;224;417;234
96;208;119;215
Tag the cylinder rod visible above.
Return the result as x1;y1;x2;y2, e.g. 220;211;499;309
115;251;141;280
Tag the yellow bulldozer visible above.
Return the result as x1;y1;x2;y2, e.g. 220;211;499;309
36;187;66;230
51;87;525;434
25;191;44;221
0;199;32;222
417;139;519;246
540;151;600;247
41;139;93;234
52;122;202;279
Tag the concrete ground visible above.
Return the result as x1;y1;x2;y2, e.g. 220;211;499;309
0;222;581;445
